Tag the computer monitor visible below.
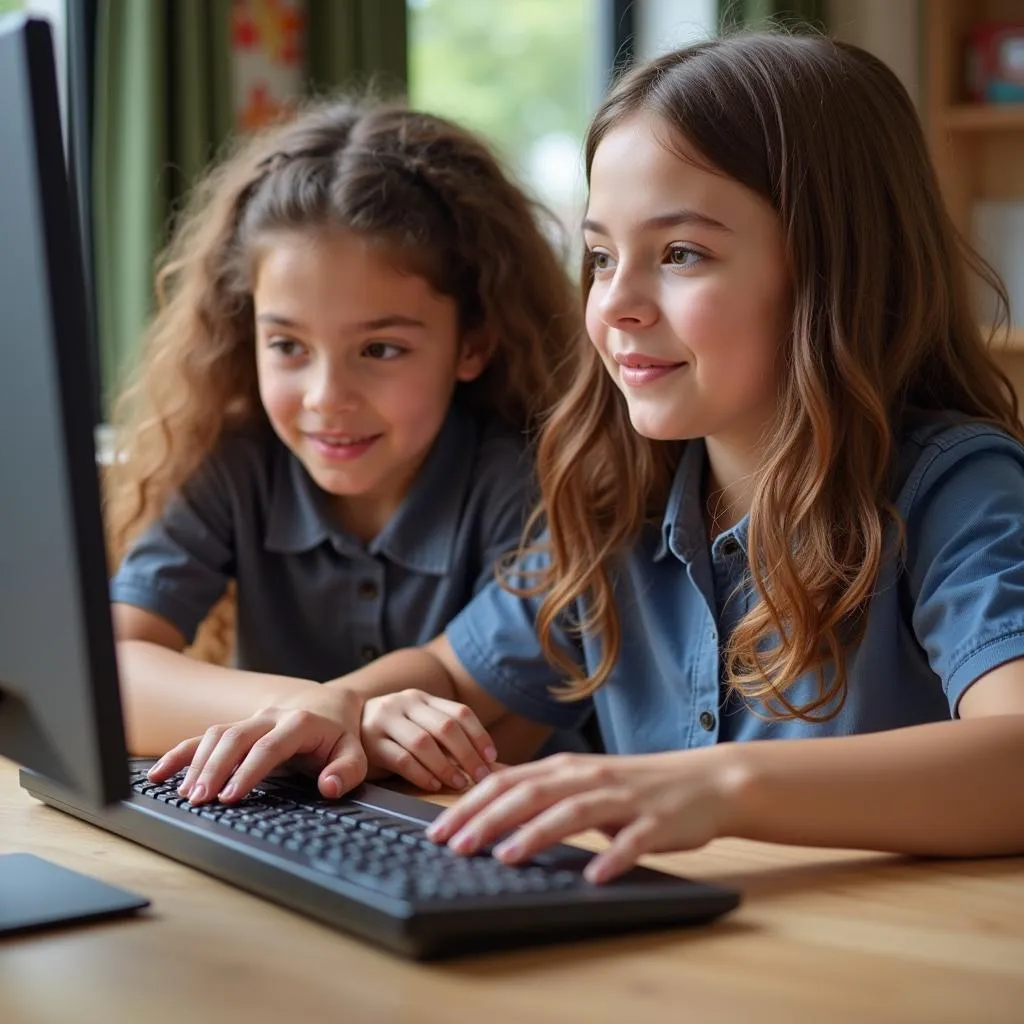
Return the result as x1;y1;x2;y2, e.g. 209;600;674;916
0;14;146;932
0;11;127;802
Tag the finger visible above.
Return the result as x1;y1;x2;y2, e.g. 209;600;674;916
426;762;537;843
178;726;231;799
148;736;201;782
424;696;498;767
584;816;660;885
356;735;443;793
444;770;595;854
212;722;310;803
406;704;491;786
318;731;369;798
492;789;634;865
385;717;470;791
189;722;274;803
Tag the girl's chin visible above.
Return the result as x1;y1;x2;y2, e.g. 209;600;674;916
625;410;692;443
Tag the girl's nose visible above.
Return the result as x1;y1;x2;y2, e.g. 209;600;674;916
597;270;659;329
303;364;361;414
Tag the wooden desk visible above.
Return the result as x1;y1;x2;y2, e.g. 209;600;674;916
2;757;1023;1024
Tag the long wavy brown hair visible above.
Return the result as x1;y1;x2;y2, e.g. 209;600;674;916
106;96;579;567
524;33;1022;717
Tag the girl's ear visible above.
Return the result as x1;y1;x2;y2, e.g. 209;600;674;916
455;329;494;383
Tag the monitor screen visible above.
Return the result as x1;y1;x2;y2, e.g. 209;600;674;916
0;13;128;807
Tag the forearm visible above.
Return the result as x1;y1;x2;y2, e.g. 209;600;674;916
118;641;316;755
323;645;538;758
721;715;1024;856
323;647;465;711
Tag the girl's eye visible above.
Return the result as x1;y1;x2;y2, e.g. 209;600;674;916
268;338;304;358
666;245;705;269
588;249;615;274
363;341;405;360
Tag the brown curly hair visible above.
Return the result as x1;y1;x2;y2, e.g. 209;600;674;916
522;33;1022;718
107;95;579;567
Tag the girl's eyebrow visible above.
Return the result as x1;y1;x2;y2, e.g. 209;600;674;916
255;313;429;331
582;209;732;235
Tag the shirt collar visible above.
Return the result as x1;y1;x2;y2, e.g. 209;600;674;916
653;439;749;563
264;438;335;555
263;404;478;576
367;403;477;575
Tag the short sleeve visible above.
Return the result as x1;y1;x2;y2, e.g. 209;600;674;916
905;437;1024;713
110;452;237;643
445;548;593;729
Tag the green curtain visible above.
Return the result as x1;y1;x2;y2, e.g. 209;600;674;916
720;0;826;32
92;0;407;412
308;0;407;96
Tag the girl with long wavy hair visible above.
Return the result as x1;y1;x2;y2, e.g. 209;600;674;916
113;96;578;784
154;35;1024;880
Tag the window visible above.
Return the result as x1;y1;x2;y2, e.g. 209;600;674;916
407;0;602;251
407;0;720;256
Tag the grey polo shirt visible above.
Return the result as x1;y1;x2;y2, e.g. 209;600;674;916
111;403;534;681
445;418;1024;751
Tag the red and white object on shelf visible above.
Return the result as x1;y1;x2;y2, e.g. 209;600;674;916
966;22;1024;104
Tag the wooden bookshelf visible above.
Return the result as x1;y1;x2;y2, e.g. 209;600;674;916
927;0;1024;405
945;103;1024;131
986;325;1024;350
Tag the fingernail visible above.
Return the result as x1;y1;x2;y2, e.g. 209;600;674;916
428;777;442;791
450;771;467;790
148;759;165;778
190;783;206;803
584;861;607;884
494;839;520;862
323;775;341;797
426;817;447;840
474;765;490;783
484;746;498;763
178;782;192;797
451;831;477;854
219;784;236;801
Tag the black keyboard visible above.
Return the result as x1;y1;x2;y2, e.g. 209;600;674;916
21;760;741;959
132;768;582;903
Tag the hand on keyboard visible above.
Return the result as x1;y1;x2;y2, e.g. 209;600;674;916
147;686;368;805
425;749;729;884
147;685;501;809
360;690;498;793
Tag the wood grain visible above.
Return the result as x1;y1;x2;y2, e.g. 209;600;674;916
2;758;1022;1024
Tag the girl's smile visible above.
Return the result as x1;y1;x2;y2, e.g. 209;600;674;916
612;350;688;387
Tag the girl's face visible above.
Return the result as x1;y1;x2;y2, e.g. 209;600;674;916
253;229;487;540
584;114;790;452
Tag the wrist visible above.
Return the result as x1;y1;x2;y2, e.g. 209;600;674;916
708;741;761;840
287;681;364;720
255;673;320;707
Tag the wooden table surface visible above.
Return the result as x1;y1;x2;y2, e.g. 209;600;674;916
2;756;1023;1024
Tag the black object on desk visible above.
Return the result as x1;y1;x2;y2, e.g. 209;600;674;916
0;853;149;936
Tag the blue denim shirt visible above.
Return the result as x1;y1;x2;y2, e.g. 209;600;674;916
111;402;533;681
445;419;1024;751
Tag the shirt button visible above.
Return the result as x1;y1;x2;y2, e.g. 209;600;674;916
720;537;741;557
361;645;380;663
698;710;717;731
357;579;379;600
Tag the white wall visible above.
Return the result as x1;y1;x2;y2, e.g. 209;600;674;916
635;0;718;60
827;0;922;109
634;0;922;110
24;0;67;136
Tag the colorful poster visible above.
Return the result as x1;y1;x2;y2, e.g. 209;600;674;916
230;0;307;132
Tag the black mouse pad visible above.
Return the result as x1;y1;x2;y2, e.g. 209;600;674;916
0;853;150;936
